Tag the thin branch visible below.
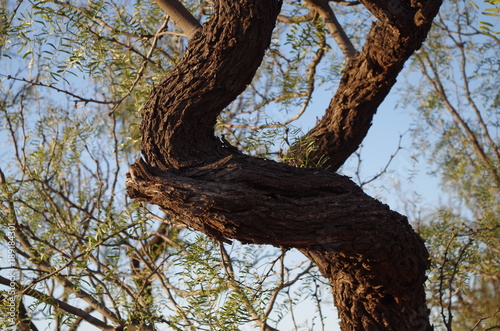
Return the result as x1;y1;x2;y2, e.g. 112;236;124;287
17;299;39;331
68;307;95;331
454;35;500;165
305;0;357;58
153;0;202;38
224;20;327;131
0;276;113;330
471;308;500;330
277;10;316;23
437;233;456;331
312;276;326;331
44;0;153;40
1;75;118;106
264;252;286;319
153;264;196;330
5;193;136;326
85;26;162;67
417;53;500;186
109;17;169;114
219;243;279;331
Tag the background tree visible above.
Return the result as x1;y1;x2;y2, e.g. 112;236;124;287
0;0;497;330
396;0;499;329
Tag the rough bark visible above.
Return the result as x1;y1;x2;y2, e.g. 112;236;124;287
127;155;431;330
289;0;443;170
127;0;442;329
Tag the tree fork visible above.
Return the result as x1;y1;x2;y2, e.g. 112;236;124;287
128;0;442;329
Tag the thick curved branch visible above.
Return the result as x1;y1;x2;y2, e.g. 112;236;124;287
128;156;403;248
141;0;282;169
127;154;431;329
288;0;443;170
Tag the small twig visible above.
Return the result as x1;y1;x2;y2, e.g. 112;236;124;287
356;132;406;188
224;19;327;131
1;74;119;106
109;17;170;115
470;308;500;330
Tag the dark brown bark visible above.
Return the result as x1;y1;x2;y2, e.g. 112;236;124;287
140;0;282;170
127;155;431;329
289;0;442;171
127;0;442;329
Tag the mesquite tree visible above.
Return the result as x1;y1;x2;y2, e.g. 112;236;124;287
125;0;442;330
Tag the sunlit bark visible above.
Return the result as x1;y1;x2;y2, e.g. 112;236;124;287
127;0;443;329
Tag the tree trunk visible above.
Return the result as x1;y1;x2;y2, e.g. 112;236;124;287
126;0;442;329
